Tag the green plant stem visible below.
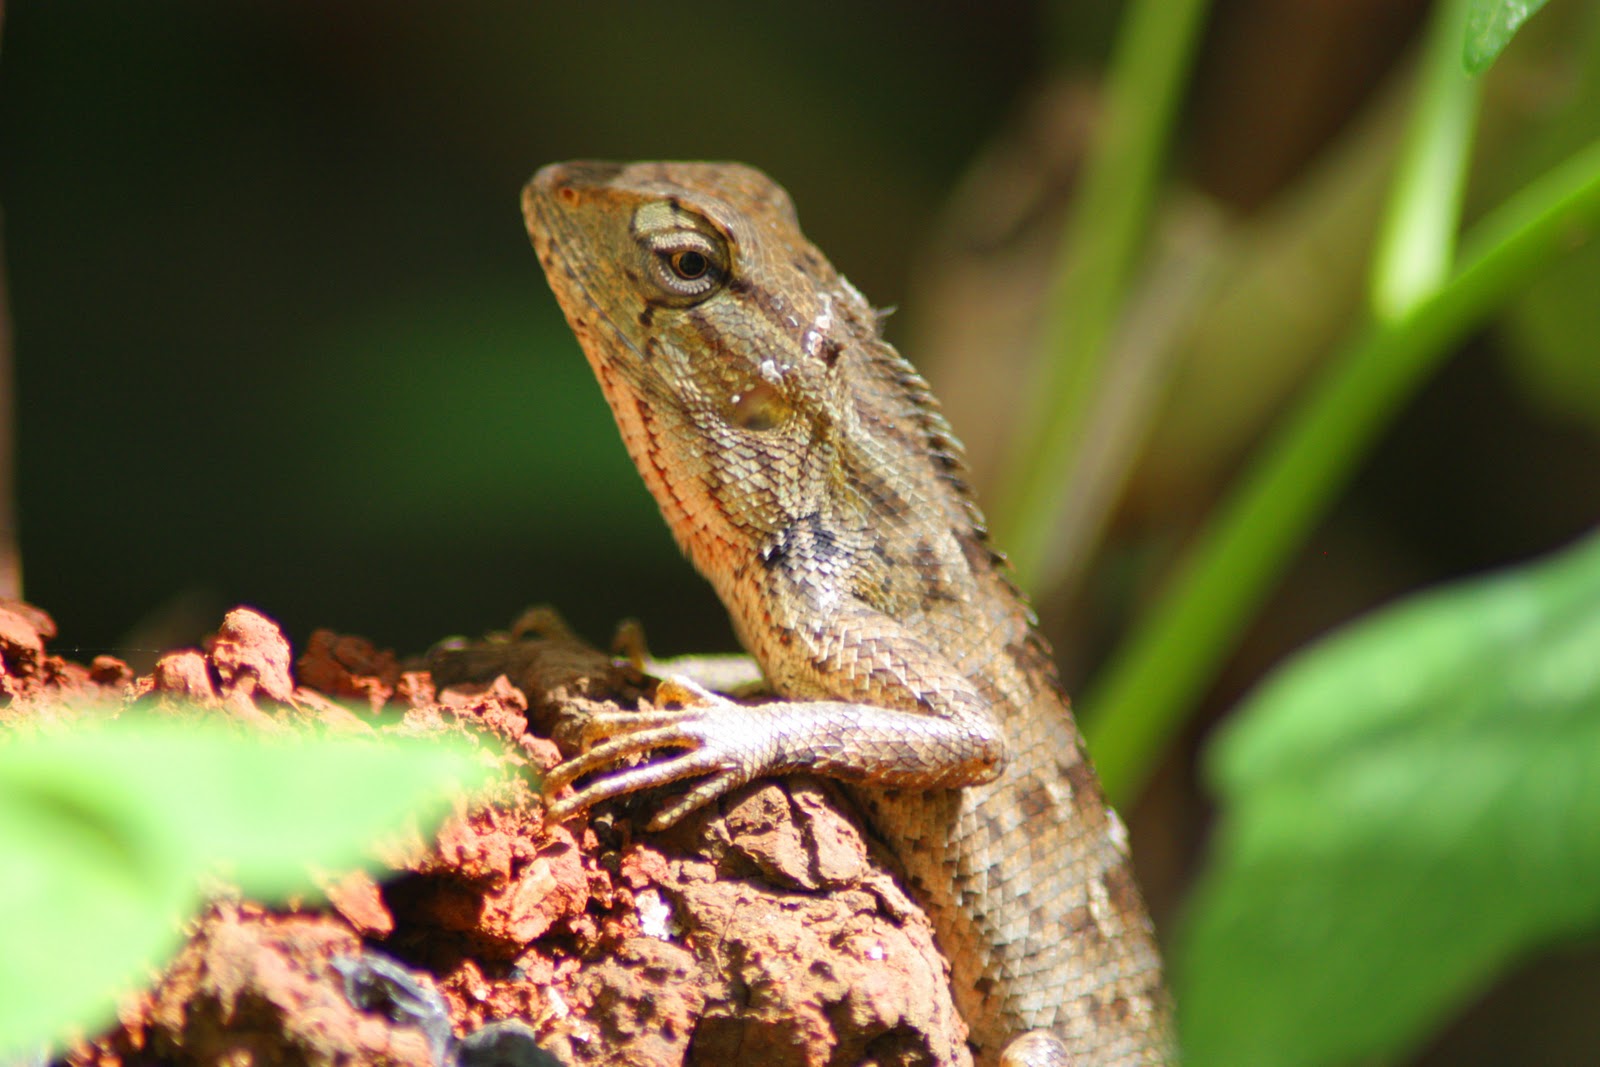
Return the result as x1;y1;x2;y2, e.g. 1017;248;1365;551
1083;135;1600;806
994;0;1213;588
1371;0;1481;320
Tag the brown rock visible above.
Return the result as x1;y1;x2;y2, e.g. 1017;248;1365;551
206;606;296;705
323;870;396;938
298;630;402;713
93;903;437;1067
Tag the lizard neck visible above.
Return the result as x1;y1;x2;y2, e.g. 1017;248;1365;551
593;356;757;601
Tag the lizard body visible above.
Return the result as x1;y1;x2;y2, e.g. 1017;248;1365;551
521;160;1170;1066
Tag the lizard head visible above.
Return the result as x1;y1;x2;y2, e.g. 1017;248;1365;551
522;160;984;608
521;160;884;533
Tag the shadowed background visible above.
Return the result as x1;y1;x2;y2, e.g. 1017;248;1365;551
1;2;1041;660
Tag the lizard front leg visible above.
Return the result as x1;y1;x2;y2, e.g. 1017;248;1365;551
540;605;1084;1066
541;601;1005;829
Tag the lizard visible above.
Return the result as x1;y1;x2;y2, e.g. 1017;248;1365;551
520;160;1171;1067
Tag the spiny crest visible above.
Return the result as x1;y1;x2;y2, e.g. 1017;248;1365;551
853;322;990;542
842;299;1021;585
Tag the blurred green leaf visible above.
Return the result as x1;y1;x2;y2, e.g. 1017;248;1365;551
1465;0;1552;73
0;719;490;1055
1178;528;1600;1066
0;774;195;1063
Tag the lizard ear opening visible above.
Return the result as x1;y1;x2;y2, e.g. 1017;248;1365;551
727;381;789;432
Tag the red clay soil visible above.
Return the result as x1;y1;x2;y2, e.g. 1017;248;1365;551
0;601;972;1067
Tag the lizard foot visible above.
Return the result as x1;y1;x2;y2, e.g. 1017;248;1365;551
542;675;768;830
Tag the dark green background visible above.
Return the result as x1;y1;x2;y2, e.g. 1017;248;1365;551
1;3;1059;660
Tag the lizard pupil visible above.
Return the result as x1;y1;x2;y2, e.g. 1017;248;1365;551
670;250;708;280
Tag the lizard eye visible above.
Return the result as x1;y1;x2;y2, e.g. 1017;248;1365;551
644;231;727;304
669;250;708;280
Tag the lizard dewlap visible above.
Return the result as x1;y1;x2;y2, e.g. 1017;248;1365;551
523;160;1171;1067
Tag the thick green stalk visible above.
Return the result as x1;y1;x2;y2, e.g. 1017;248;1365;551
994;0;1213;588
1371;0;1481;320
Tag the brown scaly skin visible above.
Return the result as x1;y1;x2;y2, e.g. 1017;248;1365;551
522;160;1171;1066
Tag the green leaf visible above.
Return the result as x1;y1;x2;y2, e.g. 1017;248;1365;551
0;773;198;1062
1465;0;1552;73
0;719;491;1055
1177;529;1600;1066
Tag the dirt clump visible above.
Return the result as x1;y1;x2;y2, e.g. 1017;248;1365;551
5;604;971;1067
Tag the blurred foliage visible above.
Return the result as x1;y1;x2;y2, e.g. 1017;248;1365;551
1083;0;1600;803
0;717;488;1055
1466;0;1553;72
1179;527;1600;1065
1494;4;1600;426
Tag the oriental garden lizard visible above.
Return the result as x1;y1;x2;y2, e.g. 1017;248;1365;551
521;160;1171;1067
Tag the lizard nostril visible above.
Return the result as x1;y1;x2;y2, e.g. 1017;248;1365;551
558;186;579;206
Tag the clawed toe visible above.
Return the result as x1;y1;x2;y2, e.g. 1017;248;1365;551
654;674;726;707
543;745;734;825
539;677;754;827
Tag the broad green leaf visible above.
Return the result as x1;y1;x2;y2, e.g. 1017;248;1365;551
1178;529;1600;1066
0;777;197;1059
1465;0;1552;73
0;719;491;1054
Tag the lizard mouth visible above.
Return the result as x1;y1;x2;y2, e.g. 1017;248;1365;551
521;180;655;375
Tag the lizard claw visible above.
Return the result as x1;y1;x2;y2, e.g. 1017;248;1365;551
653;673;723;706
542;675;760;829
